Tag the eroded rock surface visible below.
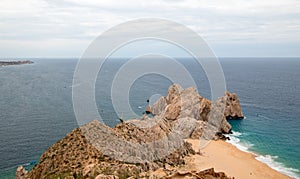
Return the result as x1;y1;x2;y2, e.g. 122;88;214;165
19;123;194;179
150;84;238;138
17;84;242;179
218;92;244;119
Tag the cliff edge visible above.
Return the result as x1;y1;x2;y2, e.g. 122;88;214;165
17;84;243;179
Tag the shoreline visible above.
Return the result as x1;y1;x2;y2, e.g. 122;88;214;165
225;131;299;178
185;139;293;179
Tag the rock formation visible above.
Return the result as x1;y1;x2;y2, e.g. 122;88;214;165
145;105;152;114
16;166;27;179
17;84;242;179
150;84;238;137
19;122;195;179
92;167;231;179
153;167;230;179
218;92;244;119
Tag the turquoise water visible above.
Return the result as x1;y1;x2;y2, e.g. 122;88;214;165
0;58;299;178
228;117;300;178
222;58;300;178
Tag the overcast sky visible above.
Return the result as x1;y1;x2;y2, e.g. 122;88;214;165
1;0;299;58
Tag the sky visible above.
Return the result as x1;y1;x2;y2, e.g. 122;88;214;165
0;0;299;58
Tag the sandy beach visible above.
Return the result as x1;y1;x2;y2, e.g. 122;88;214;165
183;139;291;179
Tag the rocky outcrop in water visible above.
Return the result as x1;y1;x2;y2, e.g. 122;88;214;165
218;92;244;119
16;166;27;179
17;84;242;179
150;84;236;137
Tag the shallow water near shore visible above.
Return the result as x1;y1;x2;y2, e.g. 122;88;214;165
0;58;299;178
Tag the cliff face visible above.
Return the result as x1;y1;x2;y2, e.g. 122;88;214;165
17;84;242;179
149;84;244;138
18;121;195;179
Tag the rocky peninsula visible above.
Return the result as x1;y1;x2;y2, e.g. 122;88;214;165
16;84;289;179
0;60;33;66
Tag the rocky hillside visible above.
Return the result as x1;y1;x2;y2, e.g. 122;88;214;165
16;84;243;179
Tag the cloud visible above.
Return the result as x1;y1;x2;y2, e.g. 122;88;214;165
0;0;299;57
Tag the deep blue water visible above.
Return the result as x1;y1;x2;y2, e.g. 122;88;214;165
0;58;299;178
222;58;300;178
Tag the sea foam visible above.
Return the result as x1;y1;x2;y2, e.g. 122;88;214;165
226;131;300;179
256;155;300;179
224;131;253;152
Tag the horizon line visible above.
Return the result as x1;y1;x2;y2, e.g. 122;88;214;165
0;56;300;59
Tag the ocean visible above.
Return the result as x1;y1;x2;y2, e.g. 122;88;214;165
0;58;299;178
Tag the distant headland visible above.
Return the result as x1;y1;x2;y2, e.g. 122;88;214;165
0;60;33;66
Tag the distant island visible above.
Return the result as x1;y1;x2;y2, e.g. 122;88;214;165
0;60;33;66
